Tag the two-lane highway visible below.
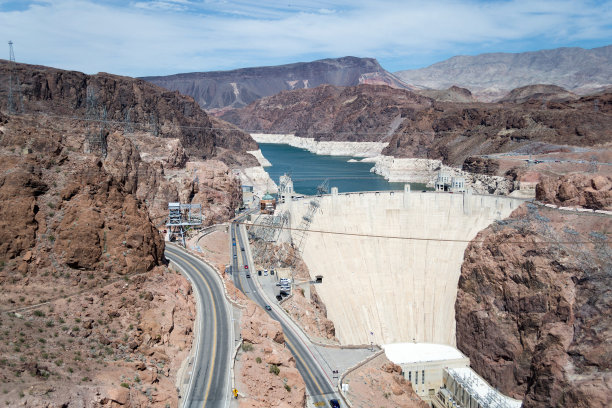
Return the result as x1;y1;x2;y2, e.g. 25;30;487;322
165;244;232;408
230;214;343;406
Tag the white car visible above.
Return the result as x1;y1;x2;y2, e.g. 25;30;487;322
263;269;268;276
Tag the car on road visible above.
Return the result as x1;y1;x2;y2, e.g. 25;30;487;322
329;399;340;408
241;247;245;251
246;273;251;278
264;270;268;276
265;305;272;311
244;265;248;269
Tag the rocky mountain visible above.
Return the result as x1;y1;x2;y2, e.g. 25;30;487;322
0;60;266;405
0;112;193;407
141;56;411;111
456;194;612;407
498;84;578;104
0;59;258;165
395;45;612;101
221;83;612;167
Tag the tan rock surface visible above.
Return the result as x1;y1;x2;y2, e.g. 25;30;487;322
343;353;427;408
0;113;193;407
456;203;612;407
236;303;306;408
536;173;612;210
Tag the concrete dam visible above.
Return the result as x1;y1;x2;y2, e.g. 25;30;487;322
280;188;525;346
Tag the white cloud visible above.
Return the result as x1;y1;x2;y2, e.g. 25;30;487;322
0;0;610;76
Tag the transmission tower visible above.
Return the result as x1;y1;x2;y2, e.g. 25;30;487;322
289;179;328;264
149;112;159;136
7;40;24;114
84;86;107;158
124;108;133;135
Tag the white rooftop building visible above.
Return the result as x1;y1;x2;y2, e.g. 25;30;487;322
383;343;470;402
382;343;522;408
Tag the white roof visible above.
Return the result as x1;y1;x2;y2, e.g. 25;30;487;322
447;367;522;408
382;342;466;364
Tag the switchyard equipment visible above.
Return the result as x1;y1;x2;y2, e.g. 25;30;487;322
166;202;203;246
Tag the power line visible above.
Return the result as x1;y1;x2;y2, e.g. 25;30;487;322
237;221;610;245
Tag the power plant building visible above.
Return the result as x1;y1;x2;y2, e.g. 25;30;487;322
435;172;466;193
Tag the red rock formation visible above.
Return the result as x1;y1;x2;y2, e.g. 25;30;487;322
0;59;258;165
221;84;612;167
456;204;612;407
536;174;612;210
0;112;191;407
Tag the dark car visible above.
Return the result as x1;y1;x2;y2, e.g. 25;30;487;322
265;305;272;311
329;399;340;408
246;273;251;278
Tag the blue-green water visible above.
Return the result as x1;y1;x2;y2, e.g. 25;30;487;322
259;143;426;195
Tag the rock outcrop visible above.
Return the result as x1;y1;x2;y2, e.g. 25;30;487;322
0;113;193;407
498;84;578;104
343;353;428;408
0;59;258;165
536;174;612;210
456;203;612;407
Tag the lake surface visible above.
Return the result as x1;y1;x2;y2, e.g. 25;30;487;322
259;143;427;195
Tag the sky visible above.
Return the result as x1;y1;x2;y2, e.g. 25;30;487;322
0;0;611;77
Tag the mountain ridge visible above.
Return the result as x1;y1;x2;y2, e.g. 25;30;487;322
395;45;612;101
141;56;410;110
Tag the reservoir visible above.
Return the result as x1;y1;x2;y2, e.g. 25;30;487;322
259;143;427;195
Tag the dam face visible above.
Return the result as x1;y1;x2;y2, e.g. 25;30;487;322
282;190;524;346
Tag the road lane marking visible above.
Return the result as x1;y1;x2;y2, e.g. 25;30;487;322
231;221;328;398
167;249;219;408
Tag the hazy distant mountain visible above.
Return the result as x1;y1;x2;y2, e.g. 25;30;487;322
142;57;411;111
395;45;612;101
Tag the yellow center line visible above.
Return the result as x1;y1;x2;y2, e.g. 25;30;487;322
283;322;326;398
167;249;218;408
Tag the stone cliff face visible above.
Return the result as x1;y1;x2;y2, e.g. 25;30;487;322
0;113;193;407
222;84;612;168
536;174;612;211
142;56;410;110
456;203;612;407
395;45;612;101
0;59;258;165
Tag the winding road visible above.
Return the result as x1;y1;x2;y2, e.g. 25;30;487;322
230;213;343;406
165;244;233;408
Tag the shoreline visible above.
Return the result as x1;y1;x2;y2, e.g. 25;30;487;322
251;133;388;158
249;136;517;195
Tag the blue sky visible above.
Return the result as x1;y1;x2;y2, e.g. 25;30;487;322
0;0;610;77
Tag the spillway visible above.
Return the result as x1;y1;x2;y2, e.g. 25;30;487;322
281;188;525;346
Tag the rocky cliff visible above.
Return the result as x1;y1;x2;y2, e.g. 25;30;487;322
222;84;612;168
0;113;194;407
536;174;612;211
456;203;612;407
0;59;258;164
142;56;410;111
395;44;612;101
